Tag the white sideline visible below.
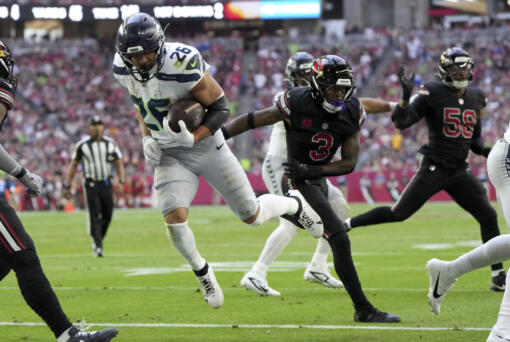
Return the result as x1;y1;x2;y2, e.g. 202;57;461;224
0;322;491;331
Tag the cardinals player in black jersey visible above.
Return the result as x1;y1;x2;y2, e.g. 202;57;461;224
222;55;400;323
0;41;118;341
346;47;506;293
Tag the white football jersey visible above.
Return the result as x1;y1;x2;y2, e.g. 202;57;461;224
505;122;510;143
266;91;287;157
113;42;209;148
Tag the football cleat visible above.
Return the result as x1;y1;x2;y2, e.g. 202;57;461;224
487;327;510;342
303;266;343;289
354;308;401;323
426;258;457;314
287;189;324;238
196;264;224;309
66;326;118;342
241;271;280;296
92;247;103;258
491;270;506;292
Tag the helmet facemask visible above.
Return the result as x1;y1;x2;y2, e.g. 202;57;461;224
116;13;165;83
311;57;356;114
439;48;473;90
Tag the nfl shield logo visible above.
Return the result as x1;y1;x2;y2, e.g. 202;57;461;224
322;123;329;130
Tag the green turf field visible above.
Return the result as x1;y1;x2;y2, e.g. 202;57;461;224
0;202;507;341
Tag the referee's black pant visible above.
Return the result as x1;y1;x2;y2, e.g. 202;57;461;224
84;179;114;250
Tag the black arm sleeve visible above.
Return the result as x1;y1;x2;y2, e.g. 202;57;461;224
470;120;491;157
202;95;230;134
391;104;422;129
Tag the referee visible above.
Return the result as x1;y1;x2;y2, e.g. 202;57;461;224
64;116;125;257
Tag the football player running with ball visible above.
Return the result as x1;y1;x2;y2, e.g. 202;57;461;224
222;55;400;323
239;52;398;297
113;13;323;309
0;41;118;341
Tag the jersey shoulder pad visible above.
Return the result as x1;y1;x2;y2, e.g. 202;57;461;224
346;97;364;128
163;42;207;74
418;81;440;96
469;87;487;108
0;78;15;110
112;53;130;89
273;91;284;106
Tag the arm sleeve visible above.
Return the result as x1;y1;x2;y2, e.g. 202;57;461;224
470;120;491;157
391;92;427;129
202;95;229;134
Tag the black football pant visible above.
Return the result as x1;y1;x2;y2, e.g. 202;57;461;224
351;157;503;271
292;178;374;313
0;196;72;338
84;179;114;250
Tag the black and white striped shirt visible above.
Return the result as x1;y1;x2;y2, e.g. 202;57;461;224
72;136;123;181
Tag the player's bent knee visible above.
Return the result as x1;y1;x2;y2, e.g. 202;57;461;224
165;207;189;225
244;206;261;226
10;249;40;272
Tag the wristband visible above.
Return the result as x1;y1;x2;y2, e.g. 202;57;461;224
119;179;126;184
63;183;71;190
15;167;27;179
389;102;398;111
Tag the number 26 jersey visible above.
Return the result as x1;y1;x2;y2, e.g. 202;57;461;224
113;42;208;148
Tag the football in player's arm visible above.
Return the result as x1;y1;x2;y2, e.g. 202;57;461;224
113;13;326;310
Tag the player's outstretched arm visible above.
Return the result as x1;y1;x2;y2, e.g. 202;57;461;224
359;98;397;114
222;106;282;140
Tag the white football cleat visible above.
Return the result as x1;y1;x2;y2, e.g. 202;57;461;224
426;258;457;314
196;264;224;309
287;189;324;238
487;327;510;342
304;266;343;289
240;271;280;296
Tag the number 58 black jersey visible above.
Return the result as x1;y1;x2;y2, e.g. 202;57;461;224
276;87;364;165
409;81;486;168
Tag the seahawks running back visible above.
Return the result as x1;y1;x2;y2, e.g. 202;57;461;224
113;13;323;310
223;55;400;323
347;47;506;291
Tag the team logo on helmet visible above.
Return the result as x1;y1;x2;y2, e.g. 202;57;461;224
438;47;473;90
310;55;355;113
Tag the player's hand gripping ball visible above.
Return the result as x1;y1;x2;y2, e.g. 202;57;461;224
167;99;206;133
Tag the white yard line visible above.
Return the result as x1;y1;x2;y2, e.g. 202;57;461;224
0;286;492;292
0;321;490;331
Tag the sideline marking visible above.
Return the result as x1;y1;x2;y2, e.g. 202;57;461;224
0;321;491;331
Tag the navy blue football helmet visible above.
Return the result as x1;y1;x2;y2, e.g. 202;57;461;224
311;55;355;113
285;51;314;87
115;13;165;82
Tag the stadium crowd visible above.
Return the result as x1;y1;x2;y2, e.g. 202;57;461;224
3;25;510;210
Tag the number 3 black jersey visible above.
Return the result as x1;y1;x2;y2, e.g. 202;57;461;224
276;87;364;165
394;81;486;169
